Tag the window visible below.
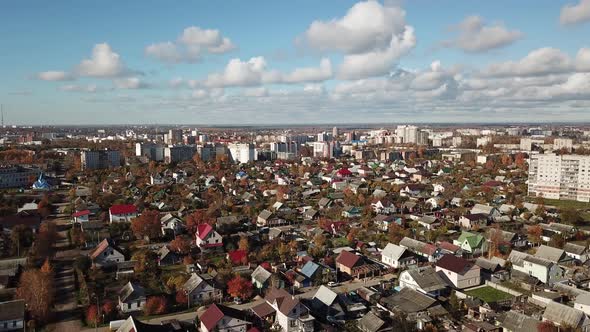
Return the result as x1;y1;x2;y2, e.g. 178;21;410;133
128;303;131;310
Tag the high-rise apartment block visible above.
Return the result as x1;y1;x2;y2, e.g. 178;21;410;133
528;153;590;202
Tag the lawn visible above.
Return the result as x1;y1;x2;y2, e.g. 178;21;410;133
465;286;514;303
531;198;590;210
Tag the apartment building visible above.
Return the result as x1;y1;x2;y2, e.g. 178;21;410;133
228;143;257;163
164;145;196;163
528;153;590;202
81;150;121;170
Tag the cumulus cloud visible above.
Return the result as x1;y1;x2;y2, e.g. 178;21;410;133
59;84;99;93
76;43;130;77
145;26;235;63
443;15;522;52
302;1;407;54
113;77;149;89
204;57;333;87
37;71;74;81
482;47;572;77
560;0;590;25
300;1;416;80
576;48;590;71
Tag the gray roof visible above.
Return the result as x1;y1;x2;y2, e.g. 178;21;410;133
543;301;587;328
535;245;566;262
475;257;501;272
508;250;531;268
576;293;590;306
565;243;588;256
381;287;436;313
358;311;385;332
258;209;273;220
501;311;540;332
399;237;427;252
381;243;406;261
404;266;447;293
313;285;338;306
471;204;495;215
119;282;146;303
182;273;211;293
523;255;553;268
251;265;272;284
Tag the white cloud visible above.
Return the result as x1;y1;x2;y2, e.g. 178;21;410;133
146;26;235;63
37;71;73;81
204;57;333;87
242;87;268;97
576;48;590;71
302;1;407;54
76;43;129;77
113;77;148;89
300;0;416;80
282;58;332;83
483;47;572;77
337;25;415;79
303;84;325;95
145;42;187;63
444;15;522;52
560;0;590;25
59;84;98;93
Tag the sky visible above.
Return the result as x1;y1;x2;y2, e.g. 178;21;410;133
1;0;590;125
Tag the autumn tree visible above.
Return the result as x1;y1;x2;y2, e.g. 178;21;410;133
102;300;116;320
32;221;60;259
132;249;160;275
86;304;99;327
169;235;191;254
175;290;188;305
15;268;54;322
131;210;161;240
527;225;542;247
185;210;212;234
227;275;253;300
144;296;167;315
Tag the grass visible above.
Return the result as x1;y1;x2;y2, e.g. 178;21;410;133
530;198;590;210
466;286;514;303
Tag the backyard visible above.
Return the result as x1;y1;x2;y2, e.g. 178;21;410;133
465;286;514;303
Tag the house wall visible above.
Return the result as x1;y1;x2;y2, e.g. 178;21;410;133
436;266;481;289
200;317;250;332
95;248;125;266
109;212;137;223
0;318;24;331
119;298;145;313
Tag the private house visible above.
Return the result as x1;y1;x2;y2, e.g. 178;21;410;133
374;214;400;232
264;288;315;332
357;311;389;332
500;311;540;332
90;238;125;267
486;228;528;250
299;261;335;286
182;273;221;306
200;304;252;332
195;223;223;252
542;301;590;331
437;241;463;257
565;243;590;262
72;209;90;223
399;266;447;296
508;250;565;285
109;204;138;223
399;237;441;262
458;214;488;230
535;245;573;265
118;282;146;313
160;213;184;236
435;254;481;289
257;210;274;227
342;206;362;219
417;215;441;230
371;199;396;214
251;265;272;290
336;250;381;279
453;232;487;256
539;222;577;240
115;316;179;332
0;299;24;331
381;243;417;269
157;246;181;266
470;204;501;220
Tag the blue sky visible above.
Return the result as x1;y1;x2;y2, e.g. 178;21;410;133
1;0;590;124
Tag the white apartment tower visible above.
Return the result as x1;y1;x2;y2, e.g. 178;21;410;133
396;125;418;144
528;153;590;202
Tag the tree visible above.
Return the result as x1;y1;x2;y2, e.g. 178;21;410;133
15;268;54;322
131;210;161;240
9;225;33;256
549;233;565;248
74;256;92;272
144;296;168;316
561;207;581;225
86;304;99;327
185;210;212;234
175;290;188;305
101;300;116;320
32;221;60;259
132;249;160;275
169;236;191;254
527;225;542;246
227;275;253;300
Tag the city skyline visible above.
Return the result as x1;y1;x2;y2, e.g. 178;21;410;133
2;0;590;124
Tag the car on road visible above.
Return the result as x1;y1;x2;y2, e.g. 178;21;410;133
327;281;339;287
233;297;243;305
